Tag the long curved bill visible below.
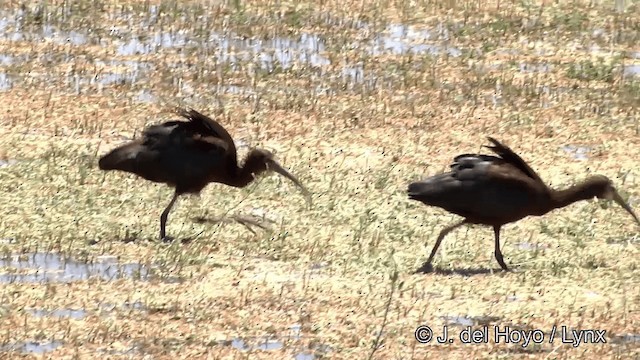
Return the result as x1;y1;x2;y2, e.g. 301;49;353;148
267;160;312;206
612;191;640;225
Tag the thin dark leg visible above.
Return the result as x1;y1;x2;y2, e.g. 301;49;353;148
493;225;509;271
415;219;467;273
160;191;180;241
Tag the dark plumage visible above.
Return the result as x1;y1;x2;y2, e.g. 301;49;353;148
408;137;640;272
99;108;311;240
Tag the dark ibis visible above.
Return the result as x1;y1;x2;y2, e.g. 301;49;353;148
99;107;311;241
408;137;639;272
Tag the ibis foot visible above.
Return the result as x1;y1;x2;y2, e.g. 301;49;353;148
494;254;510;272
414;262;435;274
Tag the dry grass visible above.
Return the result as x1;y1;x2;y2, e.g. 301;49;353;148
0;0;639;359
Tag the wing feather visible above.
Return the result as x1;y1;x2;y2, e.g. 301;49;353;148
409;149;545;223
484;137;544;185
174;107;237;161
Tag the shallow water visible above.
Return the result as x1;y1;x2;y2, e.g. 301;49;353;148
623;64;640;78
440;315;501;327
560;145;592;160
223;324;329;358
0;252;149;284
27;308;87;320
0;8;468;99
0;341;63;354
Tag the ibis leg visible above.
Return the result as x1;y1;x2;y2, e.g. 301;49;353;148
493;225;509;271
415;220;467;273
160;191;180;241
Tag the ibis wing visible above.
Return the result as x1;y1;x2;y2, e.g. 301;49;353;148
98;140;174;183
187;134;230;155
100;124;229;185
139;121;228;153
451;154;501;169
484;137;544;185
174;108;238;160
409;155;542;223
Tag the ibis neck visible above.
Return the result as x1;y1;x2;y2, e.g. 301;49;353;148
550;182;597;210
227;164;255;188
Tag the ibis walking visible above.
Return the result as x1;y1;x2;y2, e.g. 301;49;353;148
408;137;639;272
99;108;310;240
